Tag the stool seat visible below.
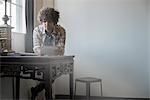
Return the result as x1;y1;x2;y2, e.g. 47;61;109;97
76;77;101;83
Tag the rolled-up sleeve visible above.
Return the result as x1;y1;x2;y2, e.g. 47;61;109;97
57;27;66;55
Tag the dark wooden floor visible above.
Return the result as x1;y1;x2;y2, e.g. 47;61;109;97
55;95;149;100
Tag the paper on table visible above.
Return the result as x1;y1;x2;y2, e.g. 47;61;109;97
41;46;59;56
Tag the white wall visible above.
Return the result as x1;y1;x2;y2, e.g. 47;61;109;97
55;0;149;98
148;0;150;98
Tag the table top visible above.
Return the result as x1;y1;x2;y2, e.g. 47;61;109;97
0;53;74;64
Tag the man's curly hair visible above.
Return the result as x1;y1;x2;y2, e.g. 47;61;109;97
38;7;60;24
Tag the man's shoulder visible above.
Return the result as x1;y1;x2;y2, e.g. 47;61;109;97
56;25;66;34
34;25;44;32
33;25;45;34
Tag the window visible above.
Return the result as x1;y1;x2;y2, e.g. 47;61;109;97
0;0;26;33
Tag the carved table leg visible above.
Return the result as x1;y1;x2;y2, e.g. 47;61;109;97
16;77;20;100
44;64;52;100
70;73;73;99
12;77;15;100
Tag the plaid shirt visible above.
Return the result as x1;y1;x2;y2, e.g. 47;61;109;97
33;24;66;55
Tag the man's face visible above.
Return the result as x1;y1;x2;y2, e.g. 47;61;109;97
42;21;55;33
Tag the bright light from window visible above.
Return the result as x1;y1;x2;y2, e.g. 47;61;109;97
0;0;26;33
0;0;10;25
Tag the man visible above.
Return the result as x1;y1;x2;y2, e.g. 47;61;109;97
32;7;66;99
33;7;66;56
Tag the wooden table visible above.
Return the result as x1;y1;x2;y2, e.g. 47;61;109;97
0;55;74;100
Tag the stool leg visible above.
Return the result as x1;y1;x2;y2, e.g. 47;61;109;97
86;82;90;100
100;81;103;96
74;81;77;99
